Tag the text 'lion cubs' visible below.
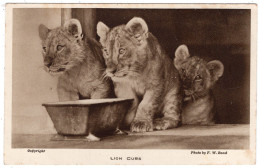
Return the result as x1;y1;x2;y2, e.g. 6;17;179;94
39;19;113;101
97;17;182;132
174;45;224;125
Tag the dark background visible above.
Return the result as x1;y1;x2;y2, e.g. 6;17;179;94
94;9;250;124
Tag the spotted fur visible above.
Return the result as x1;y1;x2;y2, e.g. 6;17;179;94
97;17;182;132
39;19;113;101
174;45;224;125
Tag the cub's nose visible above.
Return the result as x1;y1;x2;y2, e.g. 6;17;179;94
183;80;192;89
45;62;52;68
111;69;117;74
183;85;187;89
44;57;53;68
106;68;117;77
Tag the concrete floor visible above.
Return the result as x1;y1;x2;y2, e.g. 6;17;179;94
12;124;249;149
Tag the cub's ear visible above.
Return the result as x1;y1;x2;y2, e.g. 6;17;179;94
64;19;83;40
207;60;224;82
97;21;110;45
125;17;148;44
38;24;50;41
174;45;190;70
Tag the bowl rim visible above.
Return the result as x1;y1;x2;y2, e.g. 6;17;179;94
42;98;134;107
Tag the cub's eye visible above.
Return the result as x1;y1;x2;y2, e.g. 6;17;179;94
103;48;109;55
195;75;202;80
42;47;47;53
181;68;186;73
119;48;126;55
57;45;64;52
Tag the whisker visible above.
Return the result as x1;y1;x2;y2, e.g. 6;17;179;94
103;75;110;81
101;74;106;81
191;94;196;102
98;67;106;71
101;71;110;81
115;69;125;74
102;71;107;78
128;69;141;76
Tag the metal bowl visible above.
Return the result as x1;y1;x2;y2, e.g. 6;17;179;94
42;98;133;138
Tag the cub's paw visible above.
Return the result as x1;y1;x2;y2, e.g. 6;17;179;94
153;118;179;130
114;128;128;135
130;120;153;133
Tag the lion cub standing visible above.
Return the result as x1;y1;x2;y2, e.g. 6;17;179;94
38;19;113;101
174;45;224;125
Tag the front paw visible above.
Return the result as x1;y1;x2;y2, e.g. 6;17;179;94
153;118;179;130
114;128;128;135
130;119;153;132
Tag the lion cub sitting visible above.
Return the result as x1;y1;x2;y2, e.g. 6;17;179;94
38;19;113;101
174;45;224;125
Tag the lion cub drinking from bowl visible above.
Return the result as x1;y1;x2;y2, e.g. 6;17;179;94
174;45;224;125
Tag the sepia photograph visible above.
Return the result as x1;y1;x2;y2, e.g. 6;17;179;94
4;3;257;165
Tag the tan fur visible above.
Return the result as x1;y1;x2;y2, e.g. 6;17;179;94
39;19;113;101
97;17;182;132
174;45;224;125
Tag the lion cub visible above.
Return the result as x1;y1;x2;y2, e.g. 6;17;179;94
97;17;182;132
38;19;113;101
174;45;224;125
